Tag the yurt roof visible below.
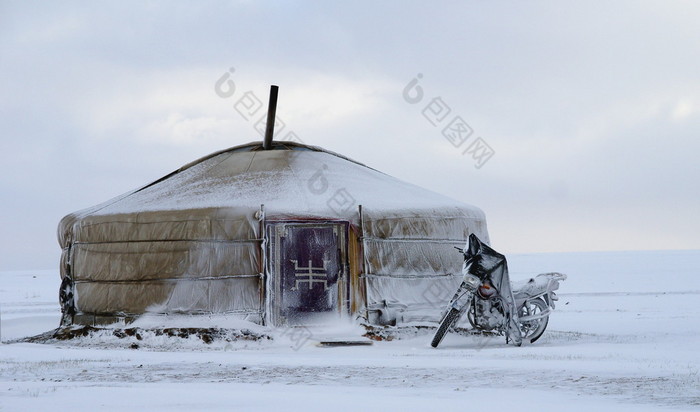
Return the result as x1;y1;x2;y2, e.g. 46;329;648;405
59;141;488;247
69;141;483;217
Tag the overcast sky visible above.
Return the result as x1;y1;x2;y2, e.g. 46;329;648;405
1;1;699;270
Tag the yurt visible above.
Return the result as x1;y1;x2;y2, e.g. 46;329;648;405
57;139;489;327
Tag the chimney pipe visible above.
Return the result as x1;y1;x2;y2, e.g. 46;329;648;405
262;85;278;150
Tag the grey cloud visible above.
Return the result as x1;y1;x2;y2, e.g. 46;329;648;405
1;1;699;270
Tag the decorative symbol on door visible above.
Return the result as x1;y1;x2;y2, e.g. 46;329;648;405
290;259;330;291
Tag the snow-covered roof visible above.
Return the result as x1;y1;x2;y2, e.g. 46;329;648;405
83;141;478;215
59;142;488;246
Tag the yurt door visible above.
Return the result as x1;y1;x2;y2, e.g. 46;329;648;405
266;222;348;326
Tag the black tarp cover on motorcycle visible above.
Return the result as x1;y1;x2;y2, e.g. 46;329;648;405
463;234;523;346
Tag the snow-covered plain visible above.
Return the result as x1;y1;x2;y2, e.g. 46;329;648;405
2;250;699;411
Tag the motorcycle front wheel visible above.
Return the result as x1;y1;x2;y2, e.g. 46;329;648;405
519;298;549;343
431;308;462;348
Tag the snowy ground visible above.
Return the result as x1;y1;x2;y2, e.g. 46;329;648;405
2;250;699;411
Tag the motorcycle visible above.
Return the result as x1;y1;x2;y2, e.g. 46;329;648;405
431;234;566;348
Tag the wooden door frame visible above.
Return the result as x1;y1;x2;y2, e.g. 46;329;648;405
264;220;350;326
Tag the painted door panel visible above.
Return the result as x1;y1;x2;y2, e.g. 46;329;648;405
267;223;347;326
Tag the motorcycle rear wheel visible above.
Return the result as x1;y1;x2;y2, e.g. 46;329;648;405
519;298;549;343
431;308;461;348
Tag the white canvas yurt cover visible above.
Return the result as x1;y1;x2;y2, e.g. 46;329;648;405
58;141;489;327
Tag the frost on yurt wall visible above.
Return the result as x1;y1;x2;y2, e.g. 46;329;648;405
361;207;488;324
58;142;489;327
